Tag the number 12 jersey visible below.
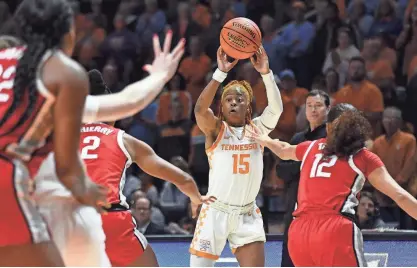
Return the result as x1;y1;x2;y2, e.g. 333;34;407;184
294;138;384;218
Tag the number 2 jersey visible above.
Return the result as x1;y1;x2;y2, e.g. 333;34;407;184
293;138;384;218
80;123;132;208
207;121;264;206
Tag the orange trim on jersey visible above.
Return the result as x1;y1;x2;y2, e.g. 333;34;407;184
189;248;219;260
206;122;225;153
231;247;237;254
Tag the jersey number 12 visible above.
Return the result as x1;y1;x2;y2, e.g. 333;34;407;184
310;153;337;178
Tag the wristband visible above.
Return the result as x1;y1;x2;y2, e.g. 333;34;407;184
212;68;228;83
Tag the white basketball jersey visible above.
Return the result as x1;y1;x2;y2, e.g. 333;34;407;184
207;121;263;206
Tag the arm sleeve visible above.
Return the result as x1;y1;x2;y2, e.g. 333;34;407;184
295;141;313;161
82;95;100;123
252;70;283;134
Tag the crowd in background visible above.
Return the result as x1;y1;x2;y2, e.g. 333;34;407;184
2;0;417;235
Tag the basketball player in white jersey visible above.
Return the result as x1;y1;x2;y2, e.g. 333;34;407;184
34;31;186;266
190;46;283;267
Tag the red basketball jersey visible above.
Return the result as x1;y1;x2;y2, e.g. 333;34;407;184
0;47;55;176
80;123;132;208
293;138;384;217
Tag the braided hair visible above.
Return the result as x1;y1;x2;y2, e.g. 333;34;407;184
0;0;73;132
219;80;254;125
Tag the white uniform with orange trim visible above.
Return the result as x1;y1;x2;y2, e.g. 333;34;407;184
189;121;266;261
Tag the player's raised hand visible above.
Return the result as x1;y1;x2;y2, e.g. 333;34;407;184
246;125;273;147
190;195;217;218
250;46;270;75
217;47;238;73
143;30;186;83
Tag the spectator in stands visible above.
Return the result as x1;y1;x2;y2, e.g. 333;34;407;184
170;2;202;47
101;13;140;70
377;32;397;70
372;107;417;227
133;197;167;235
261;14;285;75
357;191;386;230
278;69;309;109
277;90;329;267
190;0;211;29
130;189;165;227
362;36;395;88
347;0;374;42
322;27;360;82
179;35;212;104
139;173;159;206
333;56;384;137
189;123;210;190
160;157;191;223
157;73;192;126
155;74;192;161
324;67;341;98
102;60;124;92
76;39;99;71
313;1;351;80
135;0;167;49
369;0;402;39
396;2;417;84
373;107;416;189
89;0;107;29
275;1;315;88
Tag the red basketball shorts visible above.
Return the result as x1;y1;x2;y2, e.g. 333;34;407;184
288;214;366;267
0;155;50;246
101;210;147;266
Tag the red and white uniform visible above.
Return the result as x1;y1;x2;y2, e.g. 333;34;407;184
79;123;147;266
0;47;54;246
288;138;384;267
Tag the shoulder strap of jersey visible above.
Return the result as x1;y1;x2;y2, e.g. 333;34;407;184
300;140;318;170
116;130;133;165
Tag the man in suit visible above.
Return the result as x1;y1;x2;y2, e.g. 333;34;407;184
132;196;167;235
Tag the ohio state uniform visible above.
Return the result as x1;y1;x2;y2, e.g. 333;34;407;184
80;123;147;266
288;138;384;267
0;47;54;246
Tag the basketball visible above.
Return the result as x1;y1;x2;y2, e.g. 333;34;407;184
220;17;262;60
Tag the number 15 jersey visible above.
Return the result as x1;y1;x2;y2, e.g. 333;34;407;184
294;138;384;218
206;121;264;206
80;123;132;208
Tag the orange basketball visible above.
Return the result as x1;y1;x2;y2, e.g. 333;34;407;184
220;17;262;60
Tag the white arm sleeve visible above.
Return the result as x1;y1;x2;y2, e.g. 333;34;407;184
82;95;99;123
252;70;283;134
82;72;167;123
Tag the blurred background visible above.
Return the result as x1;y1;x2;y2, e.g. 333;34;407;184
1;0;417;237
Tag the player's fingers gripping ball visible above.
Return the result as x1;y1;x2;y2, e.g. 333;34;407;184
220;17;262;60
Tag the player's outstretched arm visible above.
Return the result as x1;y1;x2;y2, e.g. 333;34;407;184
82;31;185;123
51;54;108;213
247;127;297;160
250;46;283;134
123;134;216;210
368;166;417;220
194;47;237;136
